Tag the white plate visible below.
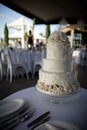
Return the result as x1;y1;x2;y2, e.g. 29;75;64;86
0;98;27;118
34;120;81;130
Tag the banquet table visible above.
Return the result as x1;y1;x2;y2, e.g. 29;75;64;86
1;86;87;130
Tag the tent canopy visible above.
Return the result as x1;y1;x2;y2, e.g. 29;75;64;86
7;17;32;30
1;0;87;24
7;17;33;48
9;30;22;39
7;17;46;48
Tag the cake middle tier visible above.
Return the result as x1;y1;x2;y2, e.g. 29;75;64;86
39;69;78;86
43;59;73;73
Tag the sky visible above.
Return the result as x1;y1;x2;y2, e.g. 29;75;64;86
0;3;59;39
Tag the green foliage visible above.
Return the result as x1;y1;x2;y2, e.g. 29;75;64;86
4;24;9;46
33;18;36;27
45;24;50;43
32;18;36;31
32;18;36;38
24;32;28;41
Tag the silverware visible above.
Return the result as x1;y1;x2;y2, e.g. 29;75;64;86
30;116;50;130
0;105;28;124
27;111;50;128
0;108;36;130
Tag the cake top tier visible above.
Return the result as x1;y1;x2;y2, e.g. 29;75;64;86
47;31;71;60
48;31;69;43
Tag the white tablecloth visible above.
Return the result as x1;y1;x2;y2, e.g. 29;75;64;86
3;87;87;130
3;49;43;73
22;51;42;73
72;49;87;66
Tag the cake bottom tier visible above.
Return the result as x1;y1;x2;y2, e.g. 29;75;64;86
36;69;79;96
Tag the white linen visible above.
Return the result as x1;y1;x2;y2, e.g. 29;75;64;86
4;87;87;130
3;48;43;75
72;49;82;65
72;49;87;66
21;51;42;73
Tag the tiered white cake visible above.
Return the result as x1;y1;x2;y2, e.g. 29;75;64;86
36;31;79;96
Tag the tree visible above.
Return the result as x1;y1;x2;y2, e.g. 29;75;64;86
32;18;36;43
33;18;36;29
32;18;36;34
45;24;50;43
4;24;9;46
24;32;28;41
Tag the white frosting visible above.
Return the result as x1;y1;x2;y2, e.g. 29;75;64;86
37;69;79;95
47;31;71;60
39;69;78;86
43;58;73;73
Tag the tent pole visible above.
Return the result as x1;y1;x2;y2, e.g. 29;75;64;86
21;17;25;49
70;29;74;48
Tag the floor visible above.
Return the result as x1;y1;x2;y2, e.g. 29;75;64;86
0;73;38;100
0;65;87;100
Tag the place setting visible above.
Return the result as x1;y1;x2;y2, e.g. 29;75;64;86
0;98;51;130
0;98;36;130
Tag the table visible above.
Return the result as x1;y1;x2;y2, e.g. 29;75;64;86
72;49;87;66
22;51;43;73
3;86;87;130
9;49;43;73
1;49;43;78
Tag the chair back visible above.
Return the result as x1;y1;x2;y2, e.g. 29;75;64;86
0;59;3;79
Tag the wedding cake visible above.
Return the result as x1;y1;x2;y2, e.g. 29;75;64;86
36;31;79;96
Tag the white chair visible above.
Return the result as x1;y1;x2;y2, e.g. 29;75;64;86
0;59;3;80
0;49;7;79
72;49;82;65
6;49;29;83
32;61;42;77
32;49;46;77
